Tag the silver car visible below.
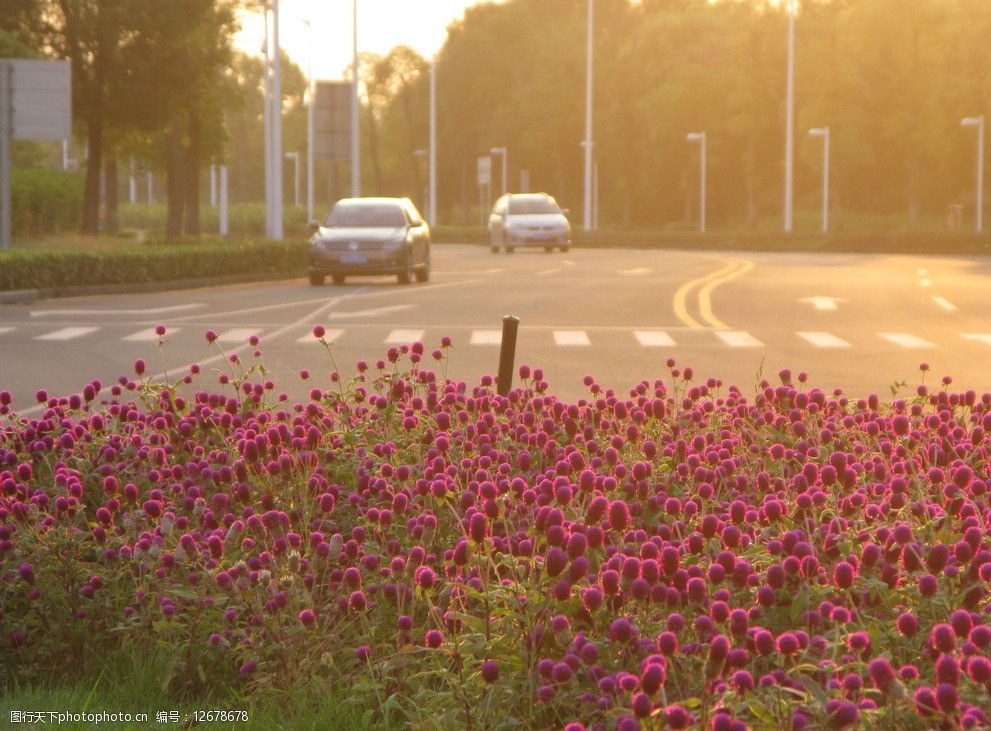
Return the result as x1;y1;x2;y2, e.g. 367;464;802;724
308;197;431;285
488;193;571;253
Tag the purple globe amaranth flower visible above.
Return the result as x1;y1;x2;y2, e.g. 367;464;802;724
826;700;860;729
481;660;499;683
631;692;652;719
935;654;960;685
18;562;35;584
867;657;898;693
935;682;958;713
896;612;919;637
776;632;800;656
664;705;692;730
609;618;636;643
967;656;991;683
930;624;957;653
832;561;856;589
424;629;444;649
299;609;316;627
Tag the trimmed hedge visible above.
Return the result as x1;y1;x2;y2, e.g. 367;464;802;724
0;240;308;291
431;225;991;255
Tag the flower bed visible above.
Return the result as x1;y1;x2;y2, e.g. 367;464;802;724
1;332;989;730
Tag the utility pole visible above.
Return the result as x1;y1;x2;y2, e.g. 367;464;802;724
351;0;360;197
429;58;437;226
582;0;594;233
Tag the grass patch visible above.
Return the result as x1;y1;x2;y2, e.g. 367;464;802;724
1;649;385;731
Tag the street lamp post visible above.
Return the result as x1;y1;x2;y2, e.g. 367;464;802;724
262;0;283;240
351;0;360;197
686;132;707;233
809;127;829;232
301;16;314;223
962;115;985;233
583;0;594;233
490;147;508;197
784;0;796;233
428;58;437;226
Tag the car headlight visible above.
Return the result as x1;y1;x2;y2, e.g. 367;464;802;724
382;237;404;250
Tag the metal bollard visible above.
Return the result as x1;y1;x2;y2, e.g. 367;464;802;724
497;315;520;396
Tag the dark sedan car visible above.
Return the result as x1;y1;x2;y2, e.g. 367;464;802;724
308;197;431;285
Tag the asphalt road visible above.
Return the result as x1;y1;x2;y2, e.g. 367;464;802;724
1;243;990;412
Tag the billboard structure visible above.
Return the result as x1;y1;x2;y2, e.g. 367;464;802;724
1;59;72;249
313;81;353;162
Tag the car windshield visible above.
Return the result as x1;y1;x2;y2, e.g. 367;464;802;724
508;198;560;215
324;204;406;227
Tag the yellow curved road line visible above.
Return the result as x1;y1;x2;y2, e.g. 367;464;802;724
698;258;755;329
673;258;750;329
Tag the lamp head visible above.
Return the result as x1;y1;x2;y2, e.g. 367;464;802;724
686;132;703;142
962;116;983;128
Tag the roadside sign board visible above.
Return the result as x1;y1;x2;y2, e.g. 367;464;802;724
477;155;492;186
1;59;72;249
313;80;353;161
8;59;71;140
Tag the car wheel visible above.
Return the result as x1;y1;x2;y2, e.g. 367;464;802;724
490;245;499;254
560;246;571;253
397;253;413;284
309;272;325;286
544;246;554;253
415;253;430;282
506;246;515;254
331;273;346;285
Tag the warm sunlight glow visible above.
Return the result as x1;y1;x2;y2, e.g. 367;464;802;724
234;0;505;80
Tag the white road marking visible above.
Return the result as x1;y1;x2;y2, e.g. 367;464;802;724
470;330;502;345
435;269;503;275
799;296;843;311
536;269;560;276
798;331;851;348
123;327;182;342
962;333;991;345
634;331;676;347
385;329;425;344
619;268;652;275
920;279;932;287
216;328;259;344
715;330;763;348
879;333;936;348
328;304;413;318
30;303;204;318
933;297;957;312
917;268;928;275
553;330;591;346
563;260;576;266
35;327;99;341
0;327;14;336
297;329;344;344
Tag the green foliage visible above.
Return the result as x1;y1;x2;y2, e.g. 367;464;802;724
361;0;991;230
117;203;312;239
429;225;991;255
0;240;307;291
10;169;85;239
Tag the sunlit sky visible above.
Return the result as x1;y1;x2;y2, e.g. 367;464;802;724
234;1;504;80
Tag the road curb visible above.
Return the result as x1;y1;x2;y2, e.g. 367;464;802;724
0;271;306;305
